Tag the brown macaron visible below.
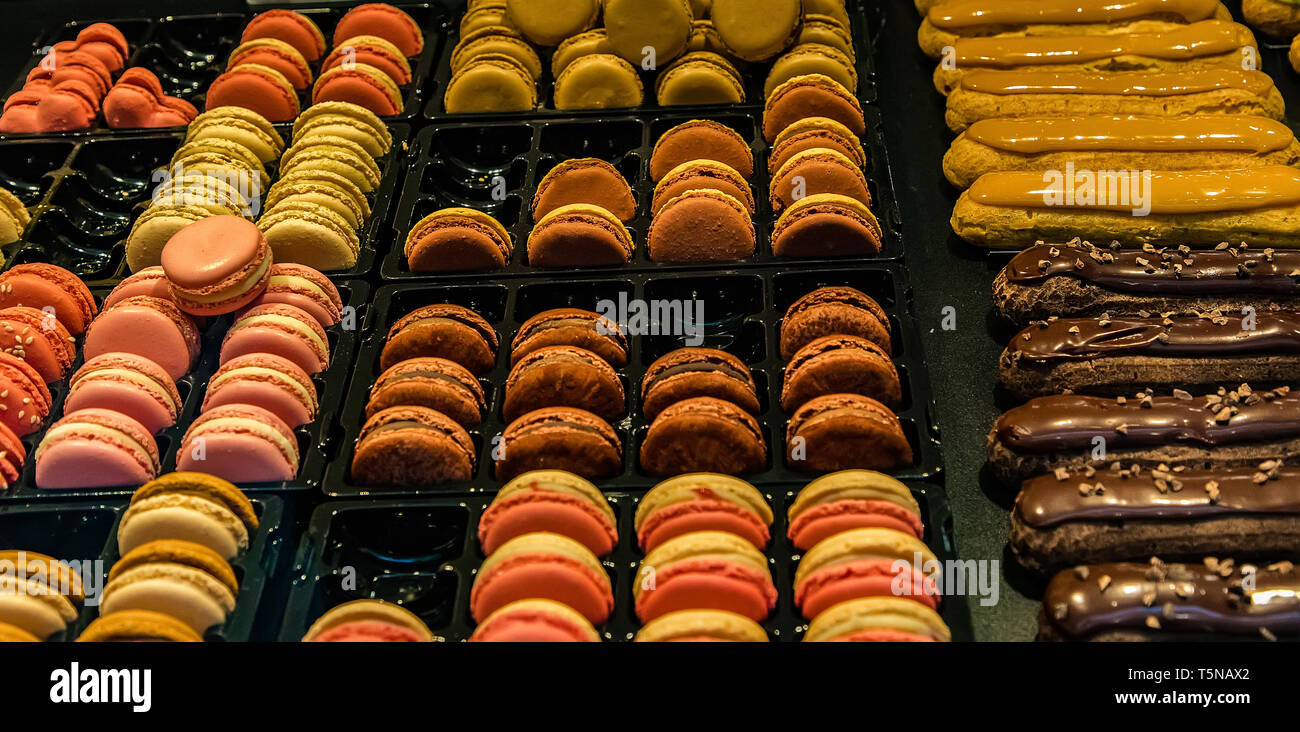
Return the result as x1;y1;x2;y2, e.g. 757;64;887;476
763;73;866;143
381;304;499;374
779;286;891;360
772;193;882;257
527;203;635;267
641;348;760;420
781;335;901;411
648;189;755;263
365;357;487;427
640;397;767;476
531;158;636;223
405;208;513;272
651;120;754;182
511;308;628;367
652;160;755;215
503;345;625;423
352;406;477;486
768;116;866;174
770;148;871;214
495;406;623;481
785;394;912;473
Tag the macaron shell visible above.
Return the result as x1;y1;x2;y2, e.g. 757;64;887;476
117;493;248;559
553;53;644;110
495;407;622;481
634;608;769;642
242;9;325;62
479;490;618;556
334;3;424;57
764;43;857;99
657;55;746;106
505;0;599;47
0;306;74;382
228;39;313;91
325;36;413;85
364;357;485;427
0;263;97;335
711;0;800;61
64;370;179;435
788;499;925;550
772;194;882;257
202;353;318;427
634;556;778;622
781;334;899;410
35;410;160;490
648;189;755;263
795;558;937;620
780;286;892;359
312;64;403;117
380;304;498;374
502;345;625;422
470;552;613;624
161;215;272;316
604;0;692;66
763;73;866;142
75;609;203;642
637;499;770;552
770;148;871;214
785;393;913;473
312;620;427;642
83;296;199;381
100;565;233;635
444;56;538;114
350;406;476;485
245;263;343;329
527;203;635;267
511;308;628;368
0;352;51;437
0;592;75;638
652;161;755;214
220;303;329;374
640;397;767;475
177;405;298;483
470;598;600;642
302;598;434;641
206;65;301;122
532;159;637;223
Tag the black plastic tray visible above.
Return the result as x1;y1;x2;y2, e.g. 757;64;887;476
320;263;942;498
278;479;972;641
424;0;878;120
0;280;368;503
0;492;290;641
0;125;410;285
384;106;903;280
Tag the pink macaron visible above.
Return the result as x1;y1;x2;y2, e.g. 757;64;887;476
84;296;200;381
219;303;329;374
102;267;173;309
240;263;342;328
64;353;182;434
177;403;299;484
162;216;272;317
201;353;318;427
35;408;161;489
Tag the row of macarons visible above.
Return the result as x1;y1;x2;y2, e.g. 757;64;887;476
348;284;912;487
306;468;951;643
125;102;391;275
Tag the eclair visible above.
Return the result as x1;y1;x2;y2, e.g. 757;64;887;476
951;167;1300;249
986;384;1300;486
1011;465;1300;573
933;20;1259;95
993;241;1300;326
919;0;1230;59
943;115;1300;189
1244;0;1300;38
1038;558;1299;641
944;69;1284;133
999;312;1300;398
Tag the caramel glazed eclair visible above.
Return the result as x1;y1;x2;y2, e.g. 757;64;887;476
942;115;1300;189
1010;464;1300;573
1038;558;1299;641
952;167;1300;249
932;20;1259;96
986;384;1300;486
993;240;1300;326
918;0;1232;59
944;69;1284;133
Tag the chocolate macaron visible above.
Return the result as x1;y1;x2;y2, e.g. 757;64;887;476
527;203;634;267
641;348;760;420
365;357;486;427
352;405;476;486
770;147;871;214
406;208;513;272
785;394;912;473
640;396;767;476
511;308;628;367
380;304;499;374
651;120;754;182
531;158;636;223
652;160;755;215
782;335;901;411
648;189;754;263
495;406;622;481
772;193;882;257
779;286;891;360
503;345;625;423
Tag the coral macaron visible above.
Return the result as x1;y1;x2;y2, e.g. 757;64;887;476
242;263;342;329
0;263;98;335
312;63;403;117
334;3;425;57
161;215;272;316
0;422;25;488
0;352;51;436
241;9;326;62
206;64;301;122
0;306;75;383
220;303;329;374
471;598;601;642
635;474;773;552
787;470;924;551
793;527;938;620
634;608;769;642
201;353;318;428
634;530;778;623
177;404;299;484
325;35;412;86
471;532;614;624
35;408;161;490
479;470;618;556
64;353;181;434
302;599;434;642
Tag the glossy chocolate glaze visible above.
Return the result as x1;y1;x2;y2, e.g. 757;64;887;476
967;116;1292;154
953;20;1254;68
1018;467;1300;527
960;68;1275;97
1006;242;1300;294
1008;313;1300;361
931;0;1220;29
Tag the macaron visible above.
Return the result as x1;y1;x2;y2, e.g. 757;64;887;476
772;193;882;257
242;263;343;329
464;1;516;37
782;334;900;410
365;357;485;427
118;472;260;559
503;345;624;423
505;0;599;46
769;116;866;174
312;63;403;117
805;0;853;28
763;74;866;143
799;15;855;58
641;347;760;419
257;202;361;272
640;397;767;476
444;55;537;114
787;470;924;551
451;27;542;81
794;527;938;619
351;405;475;485
553;54;644;110
150;174;252;217
604;0;692;65
264;175;368;229
292;102;392;158
651;120;754;182
634;608;769;642
634;473;773;551
527;203;635;267
75;609;203;642
161;216;272;316
35;408;160;489
202;353;318;428
478;469;617;555
633;530;777;623
52;22;129;72
770;147;871;214
85;297;203;390
711;0;800;61
495;407;622;481
0;306;75;382
780;286;892;359
804;597;951;642
220;303;330;374
0;352;51;436
0;421;26;487
656;52;746;106
511;308;627;367
64;353;181;434
34;80;101;133
786;394;913;473
0;263;95;336
279;135;382;192
333;3;424;57
177;404;299;483
765;43;857;100
470;532;614;624
0;550;80;639
241;9;325;62
205;64;301;122
471;598;601;642
227;38;313;91
647;189;754;263
102;267;171;309
0;187;31;245
381;304;499;374
406;208;513;272
532;158;636;223
651;159;754;215
326;35;413;86
186;107;285;165
686;18;730;56
302;599;434;642
100;539;238;635
552;28;613;76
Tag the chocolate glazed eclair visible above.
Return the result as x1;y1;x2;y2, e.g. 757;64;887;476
1010;465;1300;573
993;241;1300;326
986;385;1300;486
1038;558;1300;641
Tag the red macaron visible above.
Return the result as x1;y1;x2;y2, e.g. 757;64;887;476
161;215;272;317
241;9;326;62
333;3;424;57
470;532;614;625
